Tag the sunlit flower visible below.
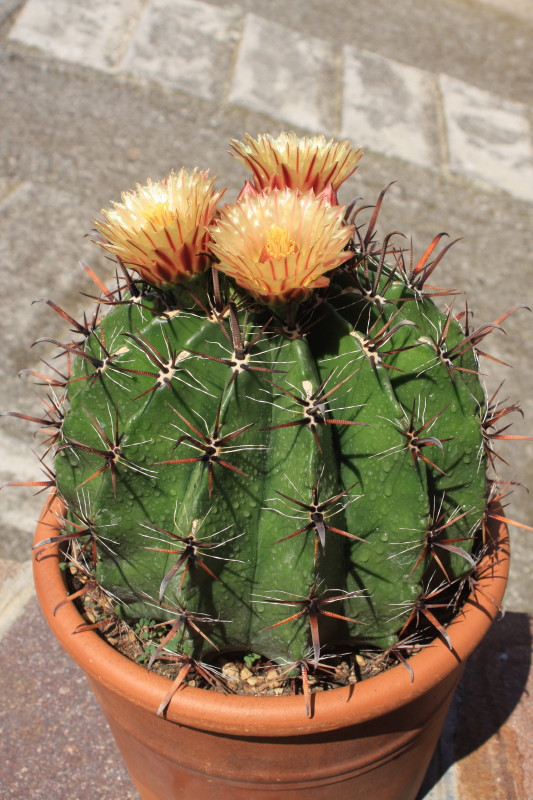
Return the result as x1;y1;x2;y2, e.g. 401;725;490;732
95;170;225;287
230;132;363;195
209;189;353;305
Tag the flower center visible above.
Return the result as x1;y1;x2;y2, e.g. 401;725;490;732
143;200;170;224
260;225;298;261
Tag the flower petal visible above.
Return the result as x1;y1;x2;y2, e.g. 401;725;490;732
210;189;353;304
230;133;363;194
95;170;225;287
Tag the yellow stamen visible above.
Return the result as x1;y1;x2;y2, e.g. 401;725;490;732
262;225;298;260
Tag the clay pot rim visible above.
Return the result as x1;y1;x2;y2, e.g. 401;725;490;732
33;496;510;738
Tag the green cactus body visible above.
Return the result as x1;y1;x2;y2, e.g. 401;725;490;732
308;309;430;645
53;252;487;665
5;133;526;717
382;277;487;575
15;133;506;676
330;262;487;577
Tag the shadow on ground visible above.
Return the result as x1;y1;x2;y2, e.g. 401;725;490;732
418;610;532;798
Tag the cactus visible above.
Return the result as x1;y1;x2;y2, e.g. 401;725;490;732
6;133;530;704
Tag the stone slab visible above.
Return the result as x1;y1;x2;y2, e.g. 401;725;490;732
472;0;533;21
0;180;106;374
417;708;458;799
0;427;48;565
341;46;441;170
453;612;533;799
0;558;34;638
7;1;533;206
229;13;339;133
0;0;23;27
8;0;145;70
418;612;532;799
122;0;243;101
440;74;533;202
0;180;108;561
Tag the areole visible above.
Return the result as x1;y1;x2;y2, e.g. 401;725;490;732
33;499;510;800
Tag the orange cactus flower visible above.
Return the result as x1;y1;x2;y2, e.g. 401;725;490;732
230;132;363;195
95;170;225;287
209;189;354;305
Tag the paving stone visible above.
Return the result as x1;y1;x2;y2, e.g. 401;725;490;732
418;612;533;799
341;46;441;170
229;13;339;133
122;0;242;101
0;180;106;562
0;558;33;638
0;180;105;374
439;74;533;202
453;612;533;799
219;0;533;109
417;704;458;799
0;427;47;563
472;0;533;22
8;0;145;70
0;177;21;203
0;0;23;27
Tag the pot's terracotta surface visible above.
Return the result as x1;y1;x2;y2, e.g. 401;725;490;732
33;499;510;800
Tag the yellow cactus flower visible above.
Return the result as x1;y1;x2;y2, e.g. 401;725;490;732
230;132;363;194
95;170;225;287
209;189;354;305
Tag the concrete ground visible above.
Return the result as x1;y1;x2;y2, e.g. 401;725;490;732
0;0;531;797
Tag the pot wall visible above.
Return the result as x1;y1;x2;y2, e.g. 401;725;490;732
91;671;460;800
33;499;510;800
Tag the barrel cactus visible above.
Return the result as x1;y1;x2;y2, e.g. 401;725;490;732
8;133;529;710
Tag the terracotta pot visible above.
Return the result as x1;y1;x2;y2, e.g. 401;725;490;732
33;499;510;800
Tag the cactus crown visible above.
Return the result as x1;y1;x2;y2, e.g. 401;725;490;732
8;132;530;712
